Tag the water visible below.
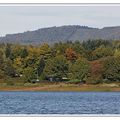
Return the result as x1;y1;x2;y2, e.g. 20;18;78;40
0;91;120;114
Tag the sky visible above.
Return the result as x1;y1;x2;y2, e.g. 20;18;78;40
0;6;120;36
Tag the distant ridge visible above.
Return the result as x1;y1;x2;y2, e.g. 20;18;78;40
0;25;120;44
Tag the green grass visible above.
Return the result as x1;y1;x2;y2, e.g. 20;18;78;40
0;82;119;92
0;78;120;92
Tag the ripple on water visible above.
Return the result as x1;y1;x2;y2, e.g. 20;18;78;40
0;92;120;114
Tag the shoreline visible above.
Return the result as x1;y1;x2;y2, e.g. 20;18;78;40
0;83;120;92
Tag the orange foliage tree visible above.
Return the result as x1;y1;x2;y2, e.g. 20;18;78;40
65;48;77;62
86;59;104;84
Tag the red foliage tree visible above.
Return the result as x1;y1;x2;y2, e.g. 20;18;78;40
89;59;104;80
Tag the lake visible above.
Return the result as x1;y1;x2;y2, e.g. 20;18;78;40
0;91;120;114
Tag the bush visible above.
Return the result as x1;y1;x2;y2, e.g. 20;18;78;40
39;73;46;81
0;70;5;79
6;80;14;86
86;77;102;84
102;79;118;84
67;79;84;84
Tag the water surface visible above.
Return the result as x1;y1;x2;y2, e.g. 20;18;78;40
0;91;120;114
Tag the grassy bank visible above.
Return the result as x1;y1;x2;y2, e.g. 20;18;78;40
0;82;120;92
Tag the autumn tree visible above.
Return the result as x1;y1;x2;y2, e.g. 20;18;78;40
65;48;77;62
53;42;68;55
13;57;24;74
68;57;90;81
92;45;114;60
72;41;87;58
37;57;45;76
82;39;112;60
114;49;120;58
86;60;104;84
102;56;120;82
82;39;111;51
5;44;12;58
20;48;28;58
4;59;16;77
43;55;68;77
0;49;5;79
0;49;4;69
22;67;36;83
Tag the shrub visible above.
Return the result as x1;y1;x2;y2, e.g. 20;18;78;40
6;80;14;86
67;79;80;84
86;77;102;84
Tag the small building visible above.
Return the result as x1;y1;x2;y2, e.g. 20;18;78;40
62;77;69;81
31;79;40;83
46;75;62;82
46;75;69;82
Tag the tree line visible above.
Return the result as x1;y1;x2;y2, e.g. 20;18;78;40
0;39;120;85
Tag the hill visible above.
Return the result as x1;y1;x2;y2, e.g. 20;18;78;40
1;25;120;44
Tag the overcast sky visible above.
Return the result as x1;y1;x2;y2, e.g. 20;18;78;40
0;6;120;36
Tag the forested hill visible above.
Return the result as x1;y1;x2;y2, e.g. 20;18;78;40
1;25;120;44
